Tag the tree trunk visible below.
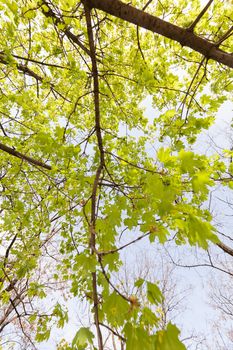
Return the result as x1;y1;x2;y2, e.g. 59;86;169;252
88;0;233;68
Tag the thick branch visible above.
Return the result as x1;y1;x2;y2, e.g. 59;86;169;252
87;0;233;68
0;142;51;170
217;241;233;258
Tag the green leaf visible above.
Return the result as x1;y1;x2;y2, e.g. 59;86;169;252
147;281;163;305
72;327;94;349
134;278;144;288
124;323;153;350
140;307;159;327
153;323;186;350
157;147;172;165
192;172;213;194
36;329;51;342
186;214;219;248
101;292;129;326
178;150;196;173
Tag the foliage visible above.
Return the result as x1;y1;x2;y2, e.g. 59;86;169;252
0;0;232;349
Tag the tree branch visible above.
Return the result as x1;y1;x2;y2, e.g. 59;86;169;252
83;1;104;349
99;258;130;303
188;0;214;32
0;142;51;170
99;322;126;342
0;53;71;102
10;53;70;69
0;54;42;81
216;241;233;258
41;0;91;57
87;0;233;68
215;25;233;47
99;232;150;256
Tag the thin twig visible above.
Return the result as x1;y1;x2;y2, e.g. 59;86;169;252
188;0;214;32
99;322;126;342
41;0;91;57
99;232;150;256
99;258;130;302
136;0;153;61
106;151;164;175
10;53;70;69
0;54;71;102
166;249;233;277
215;25;233;47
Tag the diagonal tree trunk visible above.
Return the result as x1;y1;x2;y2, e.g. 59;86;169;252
87;0;233;68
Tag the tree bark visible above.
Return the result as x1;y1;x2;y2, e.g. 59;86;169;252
87;0;233;68
217;241;233;258
0;142;51;170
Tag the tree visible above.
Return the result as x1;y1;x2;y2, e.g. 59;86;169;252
0;0;232;349
210;275;233;349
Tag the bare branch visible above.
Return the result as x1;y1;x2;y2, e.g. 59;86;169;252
99;322;126;342
99;232;150;256
216;241;233;258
